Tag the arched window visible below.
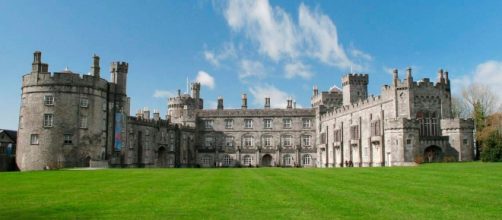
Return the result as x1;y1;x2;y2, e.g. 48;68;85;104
223;155;232;166
302;154;311;165
243;155;252;166
283;154;292;166
417;111;439;136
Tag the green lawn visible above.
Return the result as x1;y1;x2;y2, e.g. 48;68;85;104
0;163;501;219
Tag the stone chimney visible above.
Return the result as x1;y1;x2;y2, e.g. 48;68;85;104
392;68;399;86
313;85;318;96
444;70;449;84
287;97;293;109
264;97;271;109
142;107;150;120
241;94;247;110
91;54;100;78
438;68;444;83
153;109;160;121
293;100;297;109
217;96;224;110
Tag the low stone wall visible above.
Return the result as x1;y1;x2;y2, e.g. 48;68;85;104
90;160;109;168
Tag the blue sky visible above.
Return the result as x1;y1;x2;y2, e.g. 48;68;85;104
1;0;502;130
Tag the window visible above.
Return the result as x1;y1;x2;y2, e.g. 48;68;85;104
406;139;412;145
243;155;252;166
225;119;233;129
334;129;342;142
204;136;213;148
205;120;213;129
223;155;232;166
302;154;311;165
283;154;292;166
80;116;88;129
463;139;468;145
370;120;381;136
283;135;292;147
225;136;234;147
283;119;292;128
417;112;439;137
30;134;39;145
64;134;72;144
43;114;53;127
264;119;273;129
202;155;211;166
80;98;89;108
244;119;253;128
263;136;273;147
44;95;54;106
302;135;311;146
303;119;312;128
243;136;254;147
350;125;359;140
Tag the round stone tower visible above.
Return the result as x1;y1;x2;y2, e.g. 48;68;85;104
17;52;114;171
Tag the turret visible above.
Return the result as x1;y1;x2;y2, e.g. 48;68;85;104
31;51;48;74
90;54;100;78
342;73;369;106
437;68;445;84
313;85;318;96
191;82;200;100
110;61;129;94
392;68;399;87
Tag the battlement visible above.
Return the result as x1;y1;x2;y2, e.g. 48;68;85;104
22;71;110;91
110;61;129;72
320;95;388;120
342;73;369;86
197;108;315;118
440;118;475;130
127;116;170;127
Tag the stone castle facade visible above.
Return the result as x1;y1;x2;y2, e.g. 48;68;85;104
16;51;474;171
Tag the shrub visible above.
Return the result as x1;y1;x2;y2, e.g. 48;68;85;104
481;131;502;162
414;155;424;164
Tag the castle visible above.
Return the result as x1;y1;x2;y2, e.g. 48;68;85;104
16;51;474;171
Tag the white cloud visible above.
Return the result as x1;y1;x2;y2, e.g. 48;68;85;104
220;0;370;74
203;43;236;66
205;100;218;109
299;4;357;70
195;71;215;89
249;84;292;108
284;61;313;79
473;60;502;92
239;59;267;79
224;0;298;60
153;90;176;98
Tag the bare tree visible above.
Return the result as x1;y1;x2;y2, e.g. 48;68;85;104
451;95;470;118
461;83;499;116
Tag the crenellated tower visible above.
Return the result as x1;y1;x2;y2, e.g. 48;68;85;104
342;73;369;106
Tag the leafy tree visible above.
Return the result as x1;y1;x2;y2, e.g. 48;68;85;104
480;131;502;162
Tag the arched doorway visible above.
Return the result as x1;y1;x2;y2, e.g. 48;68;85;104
261;154;273;167
424;145;442;162
84;156;91;167
157;147;168;167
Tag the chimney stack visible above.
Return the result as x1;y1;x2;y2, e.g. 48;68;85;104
293;100;297;109
438;68;444;83
153;109;160;121
241;94;247;110
313;85;318;96
217;96;224;110
287;97;293;109
264;97;271;109
392;68;399;86
444;70;449;84
91;54;100;78
142;107;150;120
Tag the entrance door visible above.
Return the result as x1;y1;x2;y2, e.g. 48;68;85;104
157;147;168;167
424;145;442;162
261;154;273;167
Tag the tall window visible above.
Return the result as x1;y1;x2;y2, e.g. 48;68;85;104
302;135;311;146
264;119;272;129
44;95;54;106
30;134;39;145
283;119;292;128
243;136;254;147
417;112;439;136
283;135;292;147
243;155;252;166
225;136;234;147
334;129;342;142
80;116;88;129
283;154;292;166
302;154;311;165
64;134;72;144
303;119;312;128
80;98;89;108
43;114;53;127
263;136;272;147
205;120;213;129
350;125;359;140
244;119;253;128
225;119;233;129
370;120;381;136
223;155;232;166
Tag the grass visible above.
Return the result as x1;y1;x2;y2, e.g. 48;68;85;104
0;162;501;219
